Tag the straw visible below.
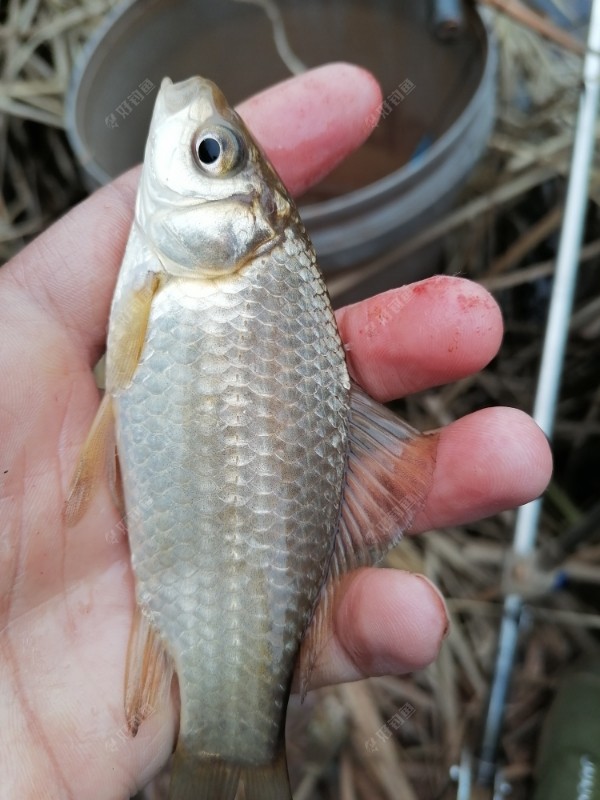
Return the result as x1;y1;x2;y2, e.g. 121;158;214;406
0;0;120;263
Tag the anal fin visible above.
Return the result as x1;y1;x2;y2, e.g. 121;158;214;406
125;603;174;736
299;382;439;696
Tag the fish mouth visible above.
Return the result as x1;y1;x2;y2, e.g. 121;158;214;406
156;76;229;120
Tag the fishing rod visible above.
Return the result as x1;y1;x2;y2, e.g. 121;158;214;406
451;0;600;795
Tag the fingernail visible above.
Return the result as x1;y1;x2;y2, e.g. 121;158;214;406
414;573;450;640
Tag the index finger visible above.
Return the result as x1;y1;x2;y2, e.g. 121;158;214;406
3;63;382;365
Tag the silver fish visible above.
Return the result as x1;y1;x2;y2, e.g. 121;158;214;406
65;76;438;800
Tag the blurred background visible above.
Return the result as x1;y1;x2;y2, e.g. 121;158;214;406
2;1;600;798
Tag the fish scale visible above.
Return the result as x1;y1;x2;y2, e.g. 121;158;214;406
116;221;350;765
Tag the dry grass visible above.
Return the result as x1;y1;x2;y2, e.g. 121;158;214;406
0;0;120;262
2;2;600;799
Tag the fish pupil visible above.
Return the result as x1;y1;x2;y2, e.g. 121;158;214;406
197;136;221;165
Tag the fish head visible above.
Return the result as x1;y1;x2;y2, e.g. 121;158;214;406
137;76;293;278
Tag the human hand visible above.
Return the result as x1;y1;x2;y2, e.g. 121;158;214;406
0;63;551;798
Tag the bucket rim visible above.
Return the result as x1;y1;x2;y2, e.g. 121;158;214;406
65;0;496;201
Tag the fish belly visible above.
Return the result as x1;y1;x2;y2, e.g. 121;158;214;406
115;238;349;764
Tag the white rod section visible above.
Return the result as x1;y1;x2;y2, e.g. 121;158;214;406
477;1;600;786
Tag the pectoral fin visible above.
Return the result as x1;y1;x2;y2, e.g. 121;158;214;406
125;603;174;736
63;393;115;526
63;271;161;526
299;382;439;696
106;270;161;392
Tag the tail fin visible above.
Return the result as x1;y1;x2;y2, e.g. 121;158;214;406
242;747;292;800
168;743;292;800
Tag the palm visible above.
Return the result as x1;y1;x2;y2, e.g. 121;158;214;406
0;302;170;796
0;64;551;799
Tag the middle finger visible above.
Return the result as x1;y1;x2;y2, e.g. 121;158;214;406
335;275;503;401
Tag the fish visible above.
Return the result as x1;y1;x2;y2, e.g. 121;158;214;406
64;76;439;800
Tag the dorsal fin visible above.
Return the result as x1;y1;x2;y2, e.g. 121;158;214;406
299;383;439;696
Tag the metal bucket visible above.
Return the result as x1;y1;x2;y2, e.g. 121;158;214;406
66;0;495;294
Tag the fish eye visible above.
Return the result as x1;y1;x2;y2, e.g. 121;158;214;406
192;126;245;175
197;137;220;165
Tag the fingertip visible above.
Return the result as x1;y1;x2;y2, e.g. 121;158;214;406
336;568;449;676
337;275;504;400
494;408;553;499
417;406;553;531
